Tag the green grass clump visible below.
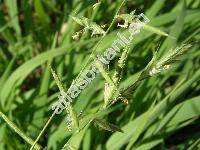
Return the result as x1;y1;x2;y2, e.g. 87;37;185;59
0;0;199;149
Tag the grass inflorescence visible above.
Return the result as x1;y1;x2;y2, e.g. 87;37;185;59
0;0;199;149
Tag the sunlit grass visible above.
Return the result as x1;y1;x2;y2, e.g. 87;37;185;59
0;0;199;149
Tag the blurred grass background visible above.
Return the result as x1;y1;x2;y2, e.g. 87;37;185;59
0;0;199;149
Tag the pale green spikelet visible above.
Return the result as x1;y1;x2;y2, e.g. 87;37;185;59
113;44;130;84
50;66;65;92
71;16;105;37
117;11;174;38
146;43;192;77
116;43;192;101
117;10;136;28
99;45;130;108
109;45;130;105
95;62;128;107
69;105;80;131
50;66;80;131
92;1;101;10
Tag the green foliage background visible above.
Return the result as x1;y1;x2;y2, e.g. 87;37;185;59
0;0;199;149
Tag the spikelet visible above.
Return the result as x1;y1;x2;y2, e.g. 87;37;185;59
104;83;113;104
95;62;127;107
113;43;192;102
156;44;192;67
72;29;85;40
117;11;173;38
50;66;65;92
71;16;105;37
102;45;130;108
92;1;101;10
117;10;136;28
147;44;192;77
50;66;79;131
